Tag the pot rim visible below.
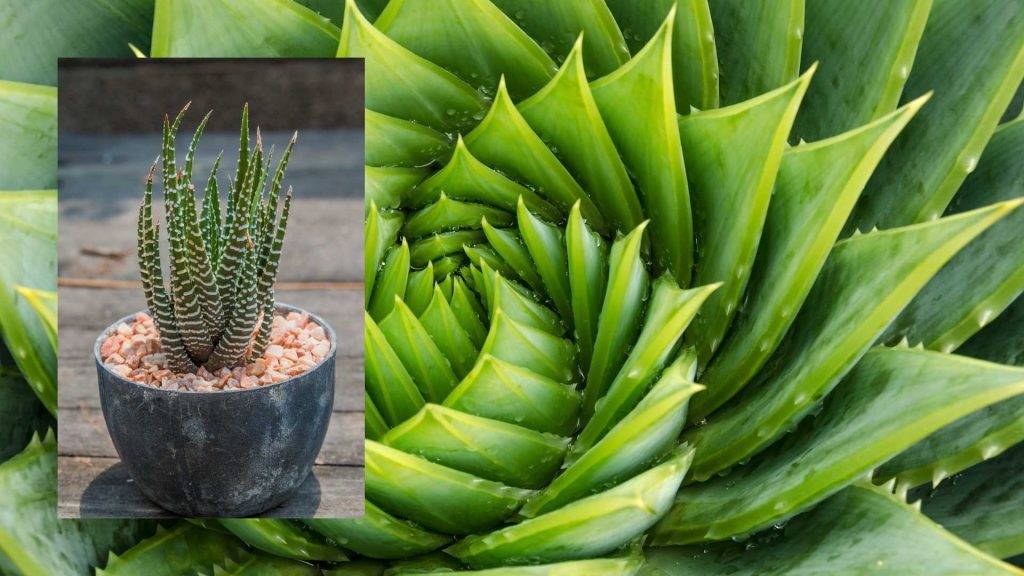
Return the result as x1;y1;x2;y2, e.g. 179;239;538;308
94;301;337;395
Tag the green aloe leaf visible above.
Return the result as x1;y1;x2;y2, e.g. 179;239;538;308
433;554;641;576
365;393;388;441
464;78;606;232
403;263;435;316
419;285;478;378
0;0;153;85
581;223;648;420
882;116;1024;353
795;0;931;141
448;278;489;348
373;0;556;100
517;39;643;234
693;97;926;422
490;0;629;78
444;355;580;437
404;194;512;239
644;484;1020;575
411;137;560;222
683;200;1020;481
410;230;486;266
481;268;563;337
151;0;339;56
479;310;576;384
366;440;533;535
0;190;57;415
604;0;719;113
573;281;716;461
365;109;452;169
97;524;245;576
0;432;154;575
448;447;692;568
306;501;450;560
565;202;608;374
522;357;702;518
591;11;692;282
367;238;409;321
367;165;430;211
709;0;803;106
339;0;486;132
206;550;321;576
516;199;572;327
218;520;347;562
365;312;425;427
849;0;1024;229
0;83;56;189
16;287;55;355
381;404;569;490
651;347;1024;544
0;368;49;463
378;298;459;403
365;203;403;304
682;69;812;366
480;221;545;294
918;441;1024;559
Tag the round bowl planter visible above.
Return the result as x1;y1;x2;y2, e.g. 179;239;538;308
95;303;336;517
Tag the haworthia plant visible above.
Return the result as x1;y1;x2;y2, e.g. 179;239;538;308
136;103;296;372
2;0;1024;574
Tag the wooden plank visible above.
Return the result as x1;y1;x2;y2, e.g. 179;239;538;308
58;456;364;519
58;407;364;467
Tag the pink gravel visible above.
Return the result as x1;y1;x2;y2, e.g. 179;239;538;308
100;311;331;392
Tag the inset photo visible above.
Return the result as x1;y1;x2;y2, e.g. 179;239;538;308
56;58;364;519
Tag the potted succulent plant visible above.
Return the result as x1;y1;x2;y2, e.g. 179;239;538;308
94;103;337;517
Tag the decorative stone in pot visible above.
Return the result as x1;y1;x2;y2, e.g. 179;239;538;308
95;303;336;517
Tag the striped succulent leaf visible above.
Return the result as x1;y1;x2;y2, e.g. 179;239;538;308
136;104;297;371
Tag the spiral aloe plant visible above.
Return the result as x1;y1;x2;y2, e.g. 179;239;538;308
2;0;1024;574
136;103;295;372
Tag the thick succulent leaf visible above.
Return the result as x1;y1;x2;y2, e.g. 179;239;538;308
367;167;428;212
603;0;719;112
403;264;435;316
410;230;487;266
374;0;556;100
882;116;1024;352
432;554;641;576
490;0;629;77
481;269;563;337
0;0;153;85
522;359;702;518
447;448;692;568
683;200;1020;480
448;278;490;348
306;501;450;560
652;347;1024;544
0;83;56;189
365;204;403;303
444;355;580;437
0;432;154;575
580;223;649;420
0;191;57;415
849;0;1024;229
480;221;545;294
644;484;1020;575
218;520;347;562
97;524;244;576
959;291;1024;367
339;0;487;132
573;282;716;461
365;312;425;427
693;98;925;422
365;110;452;168
464;78;606;232
708;0;803;105
591;12;692;282
479;310;577;384
16;287;56;355
795;0;931;141
365;440;533;535
151;0;339;56
367;238;409;320
365;393;389;441
565;202;608;374
682;69;812;366
404;195;512;239
411;137;560;222
378;298;459;403
381;404;568;489
419;285;478;378
516;199;573;327
518;39;643;233
918;440;1024;559
0;370;49;463
207;550;320;576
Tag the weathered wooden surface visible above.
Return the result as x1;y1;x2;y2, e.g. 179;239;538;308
57;130;364;518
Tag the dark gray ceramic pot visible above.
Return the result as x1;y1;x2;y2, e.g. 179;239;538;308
95;303;335;517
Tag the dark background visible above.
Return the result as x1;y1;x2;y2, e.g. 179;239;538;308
58;59;364;133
